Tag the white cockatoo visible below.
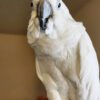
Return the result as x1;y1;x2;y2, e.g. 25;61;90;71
27;0;100;100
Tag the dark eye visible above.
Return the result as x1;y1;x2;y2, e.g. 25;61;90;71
30;2;33;7
58;3;61;8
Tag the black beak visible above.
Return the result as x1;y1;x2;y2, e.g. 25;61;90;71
39;18;47;31
37;0;52;31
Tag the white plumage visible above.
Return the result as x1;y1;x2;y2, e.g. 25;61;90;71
27;0;100;100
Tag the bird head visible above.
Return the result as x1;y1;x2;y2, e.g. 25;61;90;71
27;0;73;44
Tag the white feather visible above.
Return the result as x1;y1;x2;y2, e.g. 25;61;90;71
27;0;100;100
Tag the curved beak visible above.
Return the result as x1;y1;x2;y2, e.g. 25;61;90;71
37;0;53;31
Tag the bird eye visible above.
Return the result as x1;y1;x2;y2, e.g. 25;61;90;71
30;2;33;7
58;3;61;8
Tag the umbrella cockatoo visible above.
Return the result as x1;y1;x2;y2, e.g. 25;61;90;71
27;0;100;100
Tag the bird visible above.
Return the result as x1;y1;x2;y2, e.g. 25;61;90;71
27;0;100;100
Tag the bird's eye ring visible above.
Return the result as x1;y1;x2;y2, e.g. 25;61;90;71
58;3;61;8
